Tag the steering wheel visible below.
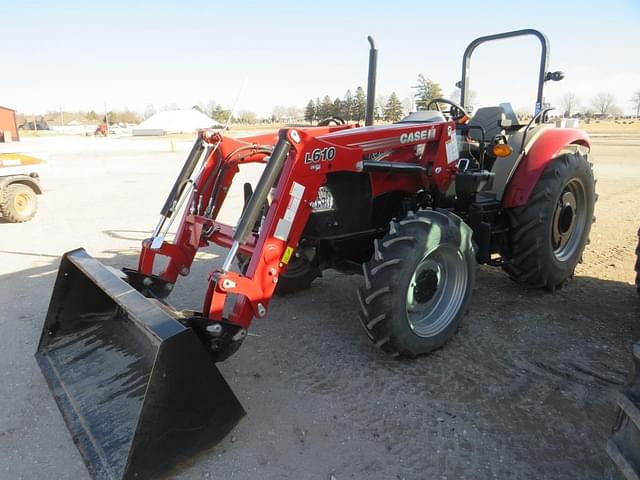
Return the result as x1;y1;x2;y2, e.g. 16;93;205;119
317;116;346;126
426;98;468;122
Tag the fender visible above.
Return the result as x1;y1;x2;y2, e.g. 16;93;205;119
503;128;590;208
0;174;42;194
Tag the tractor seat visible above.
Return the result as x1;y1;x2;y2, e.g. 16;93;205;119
467;106;506;142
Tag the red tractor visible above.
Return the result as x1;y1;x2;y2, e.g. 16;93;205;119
36;29;596;479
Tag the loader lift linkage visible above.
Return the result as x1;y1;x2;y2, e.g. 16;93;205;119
134;121;460;360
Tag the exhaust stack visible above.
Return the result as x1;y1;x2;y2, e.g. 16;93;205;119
365;36;378;127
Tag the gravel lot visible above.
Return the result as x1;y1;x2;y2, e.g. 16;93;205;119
1;133;639;480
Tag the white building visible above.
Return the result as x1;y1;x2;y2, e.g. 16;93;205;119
132;109;222;136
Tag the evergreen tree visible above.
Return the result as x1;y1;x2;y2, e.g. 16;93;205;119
315;97;321;120
414;74;443;110
383;92;404;122
318;95;333;120
211;104;232;123
343;90;354;120
304;99;316;123
332;97;343;118
353;86;367;121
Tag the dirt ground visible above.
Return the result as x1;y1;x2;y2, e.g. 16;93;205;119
0;132;639;480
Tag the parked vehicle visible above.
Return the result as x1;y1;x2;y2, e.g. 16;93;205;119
0;152;45;222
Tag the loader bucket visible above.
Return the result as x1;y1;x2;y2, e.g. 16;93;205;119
35;248;245;480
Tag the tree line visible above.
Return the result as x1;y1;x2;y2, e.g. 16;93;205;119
304;75;444;123
560;90;640;118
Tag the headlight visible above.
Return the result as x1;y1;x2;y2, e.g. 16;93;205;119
310;186;335;212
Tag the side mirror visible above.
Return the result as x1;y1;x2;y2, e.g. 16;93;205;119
545;71;565;82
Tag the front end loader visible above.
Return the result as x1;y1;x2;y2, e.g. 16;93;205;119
37;29;597;479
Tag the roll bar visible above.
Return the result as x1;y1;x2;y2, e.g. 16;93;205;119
458;29;551;114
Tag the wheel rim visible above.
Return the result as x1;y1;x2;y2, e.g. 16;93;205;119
13;192;31;214
405;245;468;338
551;178;587;262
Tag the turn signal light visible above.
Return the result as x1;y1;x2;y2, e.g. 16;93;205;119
492;144;513;157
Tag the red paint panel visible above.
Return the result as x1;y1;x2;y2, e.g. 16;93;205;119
0;107;19;142
503;128;590;208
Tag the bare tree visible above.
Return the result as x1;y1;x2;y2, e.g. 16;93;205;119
449;87;477;108
205;99;218;117
144;104;157;119
235;110;257;124
401;97;413;115
591;92;616;115
609;105;624;117
271;105;287;122
375;94;389;120
561;92;579;117
631;90;640;117
285;106;302;122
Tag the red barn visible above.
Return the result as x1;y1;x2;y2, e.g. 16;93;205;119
0;106;19;142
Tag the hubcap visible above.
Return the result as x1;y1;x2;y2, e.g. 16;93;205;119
14;192;30;213
551;178;587;262
406;246;468;338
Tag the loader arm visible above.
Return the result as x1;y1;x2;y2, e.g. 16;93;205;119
219;123;459;330
128;120;458;358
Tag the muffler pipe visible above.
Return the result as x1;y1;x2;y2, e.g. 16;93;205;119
365;36;378;127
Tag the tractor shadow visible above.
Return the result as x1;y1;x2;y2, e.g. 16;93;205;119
1;250;638;480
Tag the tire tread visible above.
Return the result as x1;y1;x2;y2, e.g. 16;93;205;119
358;209;476;357
503;152;595;290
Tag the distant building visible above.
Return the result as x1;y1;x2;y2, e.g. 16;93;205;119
132;109;222;136
0;106;19;142
49;119;98;135
19;116;50;131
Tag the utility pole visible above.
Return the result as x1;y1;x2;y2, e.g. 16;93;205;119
60;105;64;129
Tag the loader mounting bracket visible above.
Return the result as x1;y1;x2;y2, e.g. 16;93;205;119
123;267;174;299
183;315;247;362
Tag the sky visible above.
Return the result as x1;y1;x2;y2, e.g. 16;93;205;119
1;0;639;117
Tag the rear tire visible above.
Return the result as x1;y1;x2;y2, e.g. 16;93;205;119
0;183;38;223
503;151;595;289
358;209;476;358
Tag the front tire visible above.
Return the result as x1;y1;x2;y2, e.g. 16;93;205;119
503;151;595;289
0;183;38;223
358;209;476;358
